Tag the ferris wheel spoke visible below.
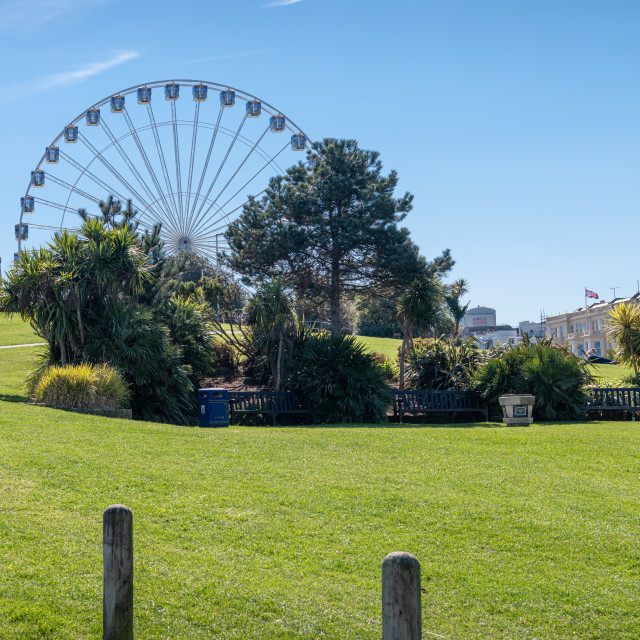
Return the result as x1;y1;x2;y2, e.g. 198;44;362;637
189;113;248;235
46;174;103;205
184;100;201;222
121;108;176;223
192;123;270;231
59;151;131;207
145;102;180;225
194;137;289;237
77;134;170;228
32;197;77;216
98;118;173;222
188;105;224;223
170;101;185;231
191;190;267;239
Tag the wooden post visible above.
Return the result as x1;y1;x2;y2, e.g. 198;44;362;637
103;505;133;640
382;551;421;640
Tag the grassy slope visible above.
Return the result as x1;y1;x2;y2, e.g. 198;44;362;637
0;313;39;346
588;362;633;384
1;348;639;639
355;335;402;360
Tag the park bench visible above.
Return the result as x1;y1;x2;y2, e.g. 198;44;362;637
587;387;640;421
229;391;316;425
393;389;488;423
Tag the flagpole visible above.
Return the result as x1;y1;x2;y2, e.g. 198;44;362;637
585;287;588;354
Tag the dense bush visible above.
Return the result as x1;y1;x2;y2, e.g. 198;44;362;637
84;303;196;424
31;363;130;410
407;337;483;390
285;333;392;423
472;340;591;420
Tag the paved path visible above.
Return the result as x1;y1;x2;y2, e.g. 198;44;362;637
0;343;46;349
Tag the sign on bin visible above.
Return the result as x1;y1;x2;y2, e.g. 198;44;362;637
198;388;229;428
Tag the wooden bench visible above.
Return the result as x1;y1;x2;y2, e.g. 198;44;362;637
587;387;640;421
393;390;488;423
229;391;316;426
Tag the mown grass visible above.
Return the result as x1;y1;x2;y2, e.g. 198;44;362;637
0;313;39;346
587;362;634;384
355;335;402;360
1;346;639;639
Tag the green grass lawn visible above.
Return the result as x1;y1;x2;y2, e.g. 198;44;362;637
1;347;639;639
355;335;402;360
0;313;39;346
587;362;634;384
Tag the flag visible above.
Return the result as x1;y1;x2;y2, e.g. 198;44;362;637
585;288;599;299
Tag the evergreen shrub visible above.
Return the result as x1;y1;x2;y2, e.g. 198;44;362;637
286;333;392;423
472;339;591;420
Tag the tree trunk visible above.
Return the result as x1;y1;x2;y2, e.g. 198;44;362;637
630;338;638;378
60;337;68;366
76;303;85;346
399;332;408;391
329;214;342;335
274;335;284;391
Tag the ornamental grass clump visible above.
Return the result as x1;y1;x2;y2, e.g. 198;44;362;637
32;363;130;410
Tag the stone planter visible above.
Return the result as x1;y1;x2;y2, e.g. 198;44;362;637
498;394;535;426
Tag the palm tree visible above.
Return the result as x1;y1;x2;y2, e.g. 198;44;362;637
245;278;297;391
397;277;444;390
445;278;470;337
606;302;640;377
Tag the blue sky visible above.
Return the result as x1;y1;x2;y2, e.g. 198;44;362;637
0;0;638;325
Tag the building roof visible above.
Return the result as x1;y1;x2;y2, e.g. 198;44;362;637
466;306;496;315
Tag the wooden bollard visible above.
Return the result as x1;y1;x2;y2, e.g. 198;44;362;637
103;505;133;640
382;552;421;640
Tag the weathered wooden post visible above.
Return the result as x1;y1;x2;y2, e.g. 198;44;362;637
103;505;133;640
382;551;421;640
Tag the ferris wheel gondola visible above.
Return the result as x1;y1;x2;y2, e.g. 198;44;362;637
17;79;311;265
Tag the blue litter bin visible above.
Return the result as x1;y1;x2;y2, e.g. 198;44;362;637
198;388;229;428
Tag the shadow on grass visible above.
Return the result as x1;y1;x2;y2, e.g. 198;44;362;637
231;421;503;429
0;393;29;403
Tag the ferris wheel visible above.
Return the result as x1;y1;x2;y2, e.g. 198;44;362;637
16;79;310;263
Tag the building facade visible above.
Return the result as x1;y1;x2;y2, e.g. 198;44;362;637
545;294;640;356
462;306;497;333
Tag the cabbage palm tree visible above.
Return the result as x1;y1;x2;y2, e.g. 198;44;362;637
246;278;297;390
607;302;640;377
445;278;470;337
397;277;444;390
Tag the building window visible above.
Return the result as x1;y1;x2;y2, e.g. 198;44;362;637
595;341;601;356
560;327;563;336
570;345;575;353
580;323;585;333
570;325;574;333
578;343;584;355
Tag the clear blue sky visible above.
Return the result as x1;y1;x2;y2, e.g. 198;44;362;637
1;0;638;325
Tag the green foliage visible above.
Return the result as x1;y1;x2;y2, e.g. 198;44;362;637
407;336;483;390
245;278;298;390
285;333;392;423
606;302;640;377
0;204;225;424
162;295;217;383
83;303;195;424
31;363;129;410
354;297;401;337
472;339;591;420
225;138;452;334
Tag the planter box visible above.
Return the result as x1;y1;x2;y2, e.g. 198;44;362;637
498;395;535;426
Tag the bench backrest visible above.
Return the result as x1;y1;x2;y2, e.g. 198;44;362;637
393;390;484;411
229;391;303;411
588;387;640;408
